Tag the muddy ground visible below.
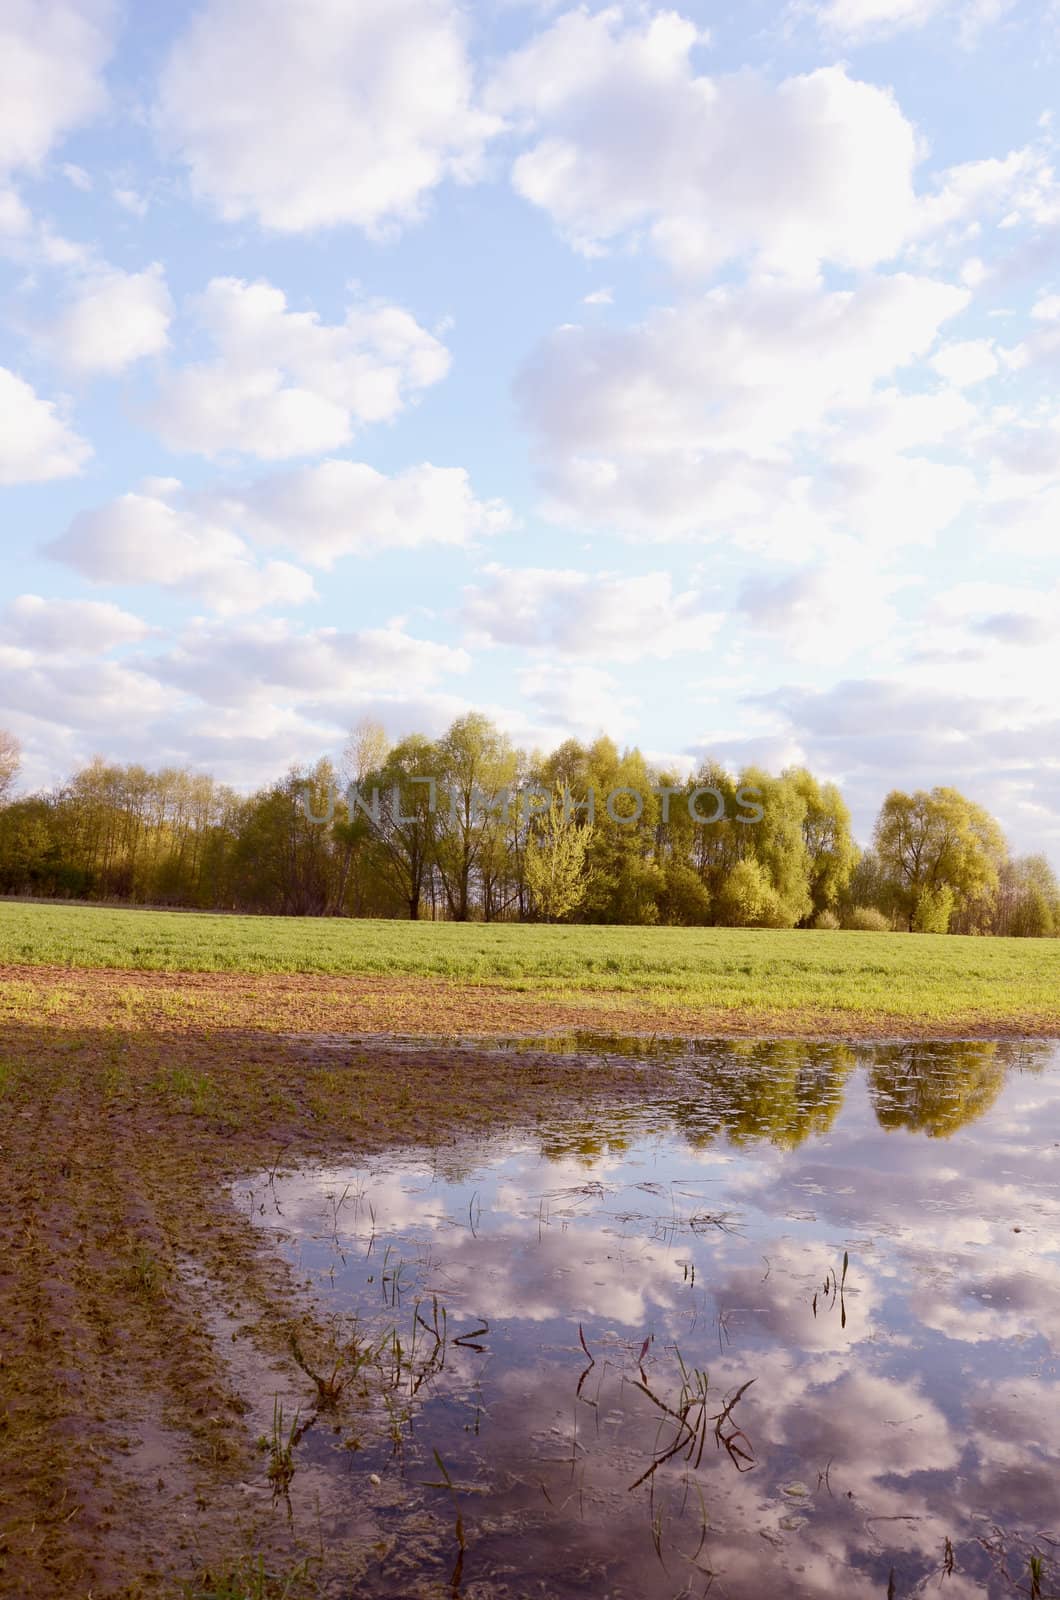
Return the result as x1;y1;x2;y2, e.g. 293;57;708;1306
1;965;1056;1598
0;970;706;1600
5;961;1059;1041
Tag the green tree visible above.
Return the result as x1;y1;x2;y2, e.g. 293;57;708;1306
433;715;518;922
869;1042;1009;1136
873;787;1007;933
360;734;443;921
524;798;592;921
786;767;857;921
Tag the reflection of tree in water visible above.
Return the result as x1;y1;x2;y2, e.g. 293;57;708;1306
538;1108;642;1164
668;1042;858;1151
867;1041;1037;1138
534;1040;1053;1164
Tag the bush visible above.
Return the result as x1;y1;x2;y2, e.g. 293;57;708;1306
813;909;841;930
845;906;891;932
912;886;954;934
660;864;712;926
716;859;788;928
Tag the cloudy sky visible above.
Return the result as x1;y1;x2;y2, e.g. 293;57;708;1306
3;0;1060;853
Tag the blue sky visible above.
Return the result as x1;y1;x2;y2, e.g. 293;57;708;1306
3;0;1060;855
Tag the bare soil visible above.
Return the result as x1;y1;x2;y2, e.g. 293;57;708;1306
4;961;1058;1041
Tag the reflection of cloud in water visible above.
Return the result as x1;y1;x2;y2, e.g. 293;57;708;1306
239;1041;1060;1599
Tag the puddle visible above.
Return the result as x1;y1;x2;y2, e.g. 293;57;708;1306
237;1039;1060;1598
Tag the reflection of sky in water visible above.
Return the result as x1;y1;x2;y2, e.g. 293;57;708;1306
238;1040;1060;1599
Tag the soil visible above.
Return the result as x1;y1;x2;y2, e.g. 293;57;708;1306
4;961;1057;1041
0;974;687;1599
1;965;1055;1597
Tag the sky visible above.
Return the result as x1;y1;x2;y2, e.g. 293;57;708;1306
2;0;1060;855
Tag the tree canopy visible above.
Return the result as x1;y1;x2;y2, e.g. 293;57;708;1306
0;717;1056;934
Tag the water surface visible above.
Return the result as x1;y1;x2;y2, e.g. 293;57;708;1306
238;1039;1060;1598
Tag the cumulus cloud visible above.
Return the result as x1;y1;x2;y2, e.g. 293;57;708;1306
0;366;91;484
156;0;497;234
929;339;998;387
811;0;1014;43
463;565;722;659
49;460;510;598
227;460;512;565
488;10;920;277
146;618;470;707
518;661;640;739
47;484;317;615
39;262;173;375
517;273;970;541
811;0;948;33
0;1;114;177
0;594;150;652
149;277;450;459
738;552;903;664
742;677;1060;852
0;648;170;733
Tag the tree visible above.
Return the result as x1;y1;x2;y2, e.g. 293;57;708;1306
868;1042;1009;1136
524;798;592;921
361;734;442;921
434;715;518;922
873;787;1007;933
785;767;857;921
995;855;1060;938
0;729;20;803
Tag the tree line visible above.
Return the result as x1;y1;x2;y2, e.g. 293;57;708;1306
0;716;1057;935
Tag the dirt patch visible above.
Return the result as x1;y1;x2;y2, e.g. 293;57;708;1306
0;996;682;1600
1;968;1056;1597
3;961;1057;1041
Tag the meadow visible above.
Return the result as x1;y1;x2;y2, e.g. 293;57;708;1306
2;898;1059;1031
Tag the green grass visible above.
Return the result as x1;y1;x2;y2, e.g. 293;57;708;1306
2;899;1060;1024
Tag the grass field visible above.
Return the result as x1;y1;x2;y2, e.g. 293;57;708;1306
1;899;1059;1032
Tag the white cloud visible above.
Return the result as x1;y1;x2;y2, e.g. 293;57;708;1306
112;184;148;217
156;0;497;234
518;273;970;541
518;661;639;739
488;11;919;277
811;0;1012;41
1033;293;1060;321
929;339;998;387
747;677;1060;852
51;461;509;593
61;162;92;191
0;186;31;236
0;1;114;177
40;262;172;375
147;618;470;707
0;594;149;652
463;565;722;659
812;0;945;37
738;551;902;664
228;460;512;565
914;145;1060;237
47;485;317;615
0;649;170;733
149;277;450;459
0;366;90;484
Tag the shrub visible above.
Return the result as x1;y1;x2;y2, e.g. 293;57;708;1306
912;886;954;934
846;906;891;932
813;909;841;930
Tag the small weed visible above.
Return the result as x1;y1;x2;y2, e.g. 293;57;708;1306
127;1243;163;1298
183;1552;316;1599
258;1398;302;1498
151;1066;218;1117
